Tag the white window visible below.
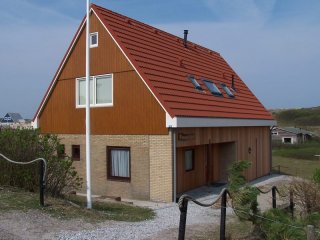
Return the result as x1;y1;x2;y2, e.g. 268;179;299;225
90;32;98;48
76;74;113;108
283;137;293;144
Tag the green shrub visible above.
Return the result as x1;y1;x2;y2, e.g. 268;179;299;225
0;128;82;197
260;208;305;240
228;160;260;224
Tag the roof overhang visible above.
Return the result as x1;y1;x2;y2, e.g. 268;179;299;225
166;113;277;128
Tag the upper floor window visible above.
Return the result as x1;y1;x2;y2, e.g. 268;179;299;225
188;75;203;91
76;74;113;108
90;32;98;48
220;83;234;98
203;80;222;96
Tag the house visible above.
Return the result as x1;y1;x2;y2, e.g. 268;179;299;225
33;4;276;202
272;127;314;144
0;113;31;129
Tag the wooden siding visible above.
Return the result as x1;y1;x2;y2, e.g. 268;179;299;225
177;145;206;193
176;126;271;193
39;13;167;135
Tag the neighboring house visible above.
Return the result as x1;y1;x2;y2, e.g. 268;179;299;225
0;113;31;129
33;4;276;202
272;127;314;144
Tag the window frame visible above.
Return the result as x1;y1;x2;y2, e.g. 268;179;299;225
72;145;80;161
203;80;222;96
76;74;113;108
184;149;195;172
220;83;235;98
90;32;98;48
188;75;203;91
107;146;131;182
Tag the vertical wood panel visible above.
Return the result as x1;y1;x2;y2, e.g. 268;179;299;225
39;14;167;135
176;126;271;185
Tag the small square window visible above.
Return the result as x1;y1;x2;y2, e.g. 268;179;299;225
72;145;80;161
90;32;98;48
184;149;194;172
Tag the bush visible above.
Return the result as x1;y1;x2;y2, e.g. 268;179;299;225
0;128;82;197
228;160;260;224
289;177;320;215
260;208;305;240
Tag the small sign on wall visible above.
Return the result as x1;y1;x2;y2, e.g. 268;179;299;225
178;132;195;141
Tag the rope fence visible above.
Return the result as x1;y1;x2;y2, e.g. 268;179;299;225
0;153;47;206
178;185;315;240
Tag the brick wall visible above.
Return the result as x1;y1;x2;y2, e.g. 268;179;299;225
149;132;173;202
59;133;172;202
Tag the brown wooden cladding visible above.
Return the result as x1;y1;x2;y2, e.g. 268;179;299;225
177;145;206;193
176;126;271;193
39;13;167;135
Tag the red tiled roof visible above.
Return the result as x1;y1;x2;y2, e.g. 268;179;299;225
34;4;273;122
92;4;273;120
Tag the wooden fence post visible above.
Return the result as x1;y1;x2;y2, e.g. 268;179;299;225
39;160;44;207
272;186;276;209
178;198;188;240
289;190;294;219
220;190;227;240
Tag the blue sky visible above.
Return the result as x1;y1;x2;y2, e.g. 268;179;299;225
0;0;319;118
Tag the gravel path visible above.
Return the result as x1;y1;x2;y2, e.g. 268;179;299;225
56;198;233;240
0;174;290;240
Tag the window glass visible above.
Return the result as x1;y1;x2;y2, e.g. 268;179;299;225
90;32;98;47
185;149;194;171
91;34;97;45
72;145;80;161
76;75;112;107
78;79;93;105
203;80;222;96
108;147;130;180
188;75;203;91
221;83;234;98
96;76;112;104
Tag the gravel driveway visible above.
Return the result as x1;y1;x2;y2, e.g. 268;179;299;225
0;174;290;240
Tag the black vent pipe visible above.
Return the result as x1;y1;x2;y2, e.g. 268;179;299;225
184;30;188;48
232;74;236;91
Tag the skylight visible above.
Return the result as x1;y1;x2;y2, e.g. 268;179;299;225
221;83;234;98
203;80;222;96
188;75;203;91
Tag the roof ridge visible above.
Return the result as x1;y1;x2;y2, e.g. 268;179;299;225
91;3;220;56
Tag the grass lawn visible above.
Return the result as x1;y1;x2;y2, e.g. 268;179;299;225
272;156;320;178
272;141;320;178
0;186;154;222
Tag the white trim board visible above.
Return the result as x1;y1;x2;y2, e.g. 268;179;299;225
166;114;277;128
